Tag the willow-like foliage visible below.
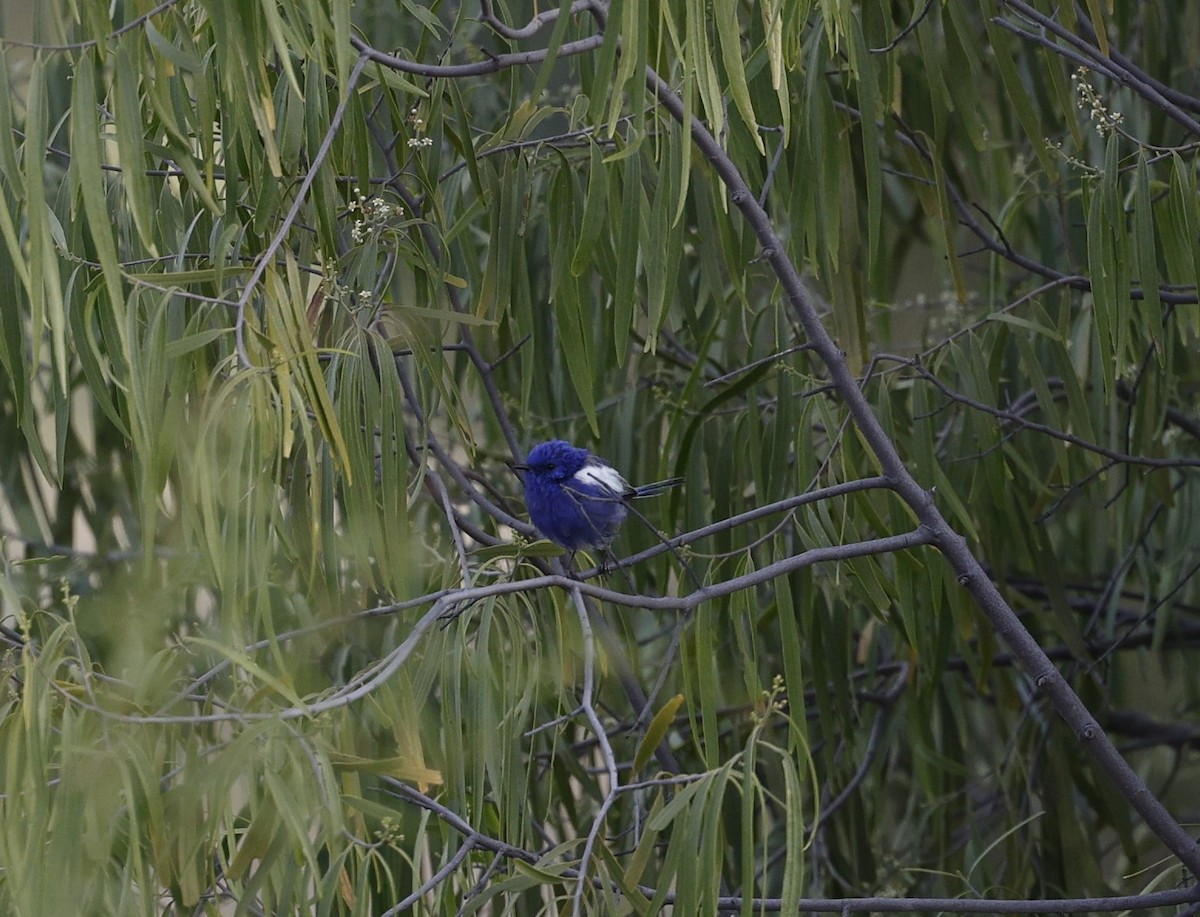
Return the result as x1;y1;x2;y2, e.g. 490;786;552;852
1;1;1198;914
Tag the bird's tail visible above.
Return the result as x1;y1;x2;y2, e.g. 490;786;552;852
631;477;685;498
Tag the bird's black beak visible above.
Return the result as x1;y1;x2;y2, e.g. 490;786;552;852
508;461;529;474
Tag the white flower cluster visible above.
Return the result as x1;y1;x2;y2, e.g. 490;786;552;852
347;186;404;244
1072;67;1124;137
407;113;433;149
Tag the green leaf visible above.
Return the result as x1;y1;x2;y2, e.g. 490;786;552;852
632;693;685;775
143;19;204;73
848;11;882;280
1164;152;1200;338
780;750;806;904
646;773;711;831
512;859;572;884
1085;167;1117;400
227;797;279;879
1132;152;1164;355
185;637;310;711
713;0;763;154
612;145;642;363
162;327;230;361
24;56;60;401
571;141;609;277
264;259;354;479
982;14;1056;177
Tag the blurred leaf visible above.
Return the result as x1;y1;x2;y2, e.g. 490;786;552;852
714;0;763;154
571;141;609;278
612;145;642;362
1132;152;1164;355
632;693;685;776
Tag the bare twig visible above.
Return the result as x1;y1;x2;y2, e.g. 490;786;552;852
879;355;1200;469
379;838;477;915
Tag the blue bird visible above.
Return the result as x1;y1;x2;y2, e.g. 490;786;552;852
513;440;683;553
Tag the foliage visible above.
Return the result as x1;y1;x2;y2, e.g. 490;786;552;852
1;0;1199;913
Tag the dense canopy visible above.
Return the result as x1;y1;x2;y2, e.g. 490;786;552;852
1;1;1199;913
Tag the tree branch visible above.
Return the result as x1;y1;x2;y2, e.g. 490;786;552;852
636;41;1200;879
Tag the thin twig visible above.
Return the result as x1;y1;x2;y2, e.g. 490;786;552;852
379;838;477;915
569;587;621;915
0;0;182;50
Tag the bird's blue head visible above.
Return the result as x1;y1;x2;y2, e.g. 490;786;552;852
519;440;590;484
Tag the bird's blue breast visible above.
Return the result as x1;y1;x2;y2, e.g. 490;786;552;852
524;471;629;550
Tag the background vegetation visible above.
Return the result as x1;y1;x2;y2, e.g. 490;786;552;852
1;0;1199;913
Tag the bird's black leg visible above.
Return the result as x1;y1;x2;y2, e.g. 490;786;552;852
598;550;615;576
599;549;639;592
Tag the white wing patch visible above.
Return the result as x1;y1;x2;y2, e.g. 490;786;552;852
573;461;629;495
